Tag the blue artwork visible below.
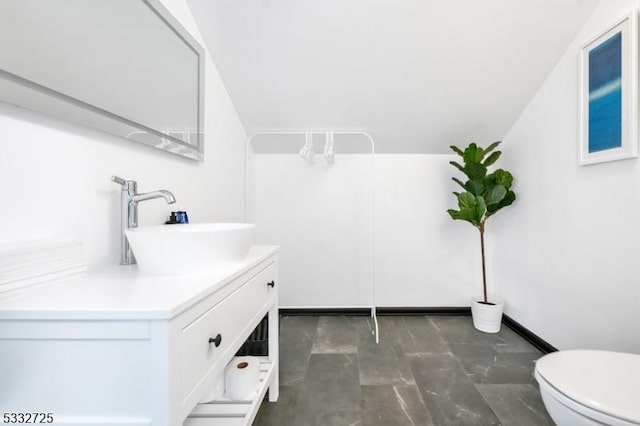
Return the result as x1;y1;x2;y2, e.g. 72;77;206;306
588;32;622;153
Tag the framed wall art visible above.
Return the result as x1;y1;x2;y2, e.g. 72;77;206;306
579;11;638;165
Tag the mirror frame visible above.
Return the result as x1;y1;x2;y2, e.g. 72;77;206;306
144;0;205;160
0;0;205;161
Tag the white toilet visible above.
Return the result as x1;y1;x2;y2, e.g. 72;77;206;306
535;350;640;425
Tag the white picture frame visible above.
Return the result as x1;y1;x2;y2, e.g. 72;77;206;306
579;11;638;165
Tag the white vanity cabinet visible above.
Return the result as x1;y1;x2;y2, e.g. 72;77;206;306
0;246;279;426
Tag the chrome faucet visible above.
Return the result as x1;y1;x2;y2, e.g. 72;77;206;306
111;175;176;265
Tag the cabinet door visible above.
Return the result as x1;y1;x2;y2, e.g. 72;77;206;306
181;263;276;400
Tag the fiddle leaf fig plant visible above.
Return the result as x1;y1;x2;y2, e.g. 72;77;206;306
447;141;516;304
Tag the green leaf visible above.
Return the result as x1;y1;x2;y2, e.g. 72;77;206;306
447;207;465;220
448;192;486;226
449;161;464;174
450;145;464;157
463;162;487;180
458;192;477;210
474;196;487;223
487;190;516;216
499;190;516;208
484;184;507;206
484;141;501;155
493;169;513;189
448;208;479;225
463;143;485;164
452;177;466;189
465;179;485;195
483;151;501;168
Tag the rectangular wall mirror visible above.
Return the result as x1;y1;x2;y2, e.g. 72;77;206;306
0;0;205;161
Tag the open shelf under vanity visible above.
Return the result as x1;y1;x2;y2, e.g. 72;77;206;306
185;357;276;426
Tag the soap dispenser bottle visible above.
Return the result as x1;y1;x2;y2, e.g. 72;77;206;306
175;207;189;224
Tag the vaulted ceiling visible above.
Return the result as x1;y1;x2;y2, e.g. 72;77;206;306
188;0;599;153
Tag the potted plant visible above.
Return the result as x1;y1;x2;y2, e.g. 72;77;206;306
447;141;516;333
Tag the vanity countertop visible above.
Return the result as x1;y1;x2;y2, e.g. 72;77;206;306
0;245;278;321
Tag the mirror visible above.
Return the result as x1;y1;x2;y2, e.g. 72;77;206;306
0;0;204;160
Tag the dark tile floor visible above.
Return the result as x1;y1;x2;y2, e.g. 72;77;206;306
255;315;554;426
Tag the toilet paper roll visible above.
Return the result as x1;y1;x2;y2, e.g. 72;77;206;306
224;356;260;400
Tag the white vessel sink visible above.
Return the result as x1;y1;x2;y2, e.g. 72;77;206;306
125;223;255;276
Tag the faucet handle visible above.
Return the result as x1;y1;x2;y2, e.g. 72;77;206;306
111;175;137;192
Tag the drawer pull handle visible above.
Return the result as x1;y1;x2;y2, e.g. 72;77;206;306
208;334;222;347
267;280;275;288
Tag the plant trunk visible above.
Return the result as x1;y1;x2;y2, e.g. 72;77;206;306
479;222;487;303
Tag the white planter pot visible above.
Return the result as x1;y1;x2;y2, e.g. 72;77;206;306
470;296;504;333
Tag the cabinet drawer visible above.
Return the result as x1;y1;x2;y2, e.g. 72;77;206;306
181;263;276;400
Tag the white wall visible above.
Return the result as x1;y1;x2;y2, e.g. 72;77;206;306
375;155;487;307
252;153;480;308
0;0;247;268
252;154;374;308
497;0;640;352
